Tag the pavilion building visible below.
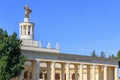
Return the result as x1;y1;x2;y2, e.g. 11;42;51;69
15;5;118;80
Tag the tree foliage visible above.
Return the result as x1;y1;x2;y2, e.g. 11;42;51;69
100;51;106;58
108;54;116;59
90;50;98;57
117;50;120;59
90;50;117;59
0;29;25;80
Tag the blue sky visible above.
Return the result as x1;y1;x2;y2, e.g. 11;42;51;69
0;0;120;56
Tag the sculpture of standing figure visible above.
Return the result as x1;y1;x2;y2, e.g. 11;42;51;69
24;5;32;18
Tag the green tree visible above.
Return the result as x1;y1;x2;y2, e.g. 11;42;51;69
108;54;112;59
108;55;112;59
0;29;25;80
108;54;116;59
90;50;98;57
111;54;116;59
117;50;120;59
100;51;106;58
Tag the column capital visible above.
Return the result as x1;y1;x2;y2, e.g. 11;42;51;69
115;66;118;68
31;60;36;64
60;63;66;65
66;63;70;67
92;64;96;66
47;62;51;65
35;60;40;66
79;64;83;68
66;63;70;68
80;63;84;65
52;61;56;63
35;60;40;62
104;65;108;67
51;62;56;66
74;64;78;66
86;65;90;67
66;62;71;64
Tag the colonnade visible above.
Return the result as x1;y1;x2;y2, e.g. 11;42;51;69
20;60;118;80
20;24;33;36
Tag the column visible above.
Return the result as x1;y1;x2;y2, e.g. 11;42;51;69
98;66;102;80
22;25;24;35
87;65;90;80
104;66;107;80
24;25;26;35
32;61;36;80
61;63;65;80
19;25;21;36
114;66;118;80
36;61;40;80
79;64;83;80
23;25;25;35
74;64;78;80
26;24;28;35
19;70;24;80
27;71;31;79
92;65;95;80
66;63;70;80
42;73;45;80
30;26;32;36
32;26;34;38
70;74;72;80
51;62;55;80
47;62;51;80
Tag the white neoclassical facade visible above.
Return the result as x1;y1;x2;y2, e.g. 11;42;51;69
17;6;119;80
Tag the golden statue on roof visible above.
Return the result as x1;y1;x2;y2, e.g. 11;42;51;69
24;5;32;18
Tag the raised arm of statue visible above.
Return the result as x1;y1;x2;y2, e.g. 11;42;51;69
24;5;32;18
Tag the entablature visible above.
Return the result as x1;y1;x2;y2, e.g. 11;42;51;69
22;50;118;66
